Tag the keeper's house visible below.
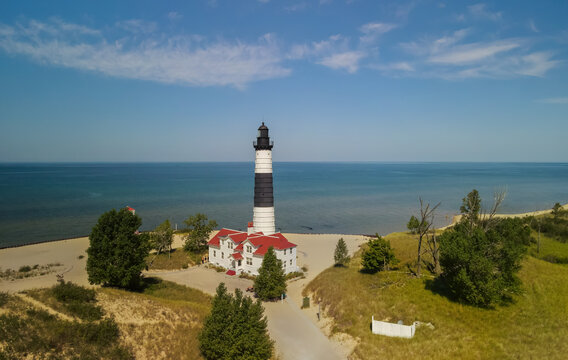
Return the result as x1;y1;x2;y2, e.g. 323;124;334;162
208;223;298;275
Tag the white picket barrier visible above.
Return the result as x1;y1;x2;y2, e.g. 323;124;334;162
371;316;416;338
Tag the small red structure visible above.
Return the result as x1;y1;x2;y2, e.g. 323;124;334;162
226;270;236;276
126;206;135;215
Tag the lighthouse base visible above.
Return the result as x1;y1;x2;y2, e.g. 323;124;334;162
253;207;275;235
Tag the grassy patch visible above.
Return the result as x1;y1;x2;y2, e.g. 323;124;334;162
146;248;206;270
528;231;568;264
27;282;104;322
305;231;568;360
98;278;211;359
0;290;130;359
285;271;305;280
0;262;63;281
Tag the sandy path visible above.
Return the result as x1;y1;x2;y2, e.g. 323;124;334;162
153;233;366;360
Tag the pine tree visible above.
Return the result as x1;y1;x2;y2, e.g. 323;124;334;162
199;283;234;359
334;238;350;266
200;283;273;360
361;235;398;273
254;247;287;301
86;208;149;289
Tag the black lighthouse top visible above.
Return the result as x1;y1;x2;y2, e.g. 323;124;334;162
253;122;273;150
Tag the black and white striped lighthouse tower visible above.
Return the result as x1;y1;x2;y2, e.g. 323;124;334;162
253;122;275;235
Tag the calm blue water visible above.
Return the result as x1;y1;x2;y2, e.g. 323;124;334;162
0;162;567;248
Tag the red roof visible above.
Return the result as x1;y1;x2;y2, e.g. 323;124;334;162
231;253;243;260
207;228;242;247
207;228;296;256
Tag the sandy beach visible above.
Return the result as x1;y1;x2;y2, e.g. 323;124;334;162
0;231;367;359
0;232;366;295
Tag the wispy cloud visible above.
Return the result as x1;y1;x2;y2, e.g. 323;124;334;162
318;51;366;73
468;3;502;21
359;22;397;44
537;97;568;104
0;19;290;89
397;28;560;79
285;3;308;12
115;19;157;34
167;12;183;20
528;19;539;33
428;40;520;64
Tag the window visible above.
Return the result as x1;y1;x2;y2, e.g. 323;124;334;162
221;252;224;259
283;261;286;267
238;260;242;266
246;245;252;253
290;259;292;266
246;258;252;265
284;249;287;255
228;242;233;249
213;250;216;257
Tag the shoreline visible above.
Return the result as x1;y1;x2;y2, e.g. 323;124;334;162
3;202;566;250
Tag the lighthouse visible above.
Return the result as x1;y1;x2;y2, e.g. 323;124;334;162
253;122;275;235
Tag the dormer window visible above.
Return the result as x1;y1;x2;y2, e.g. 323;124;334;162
246;245;252;253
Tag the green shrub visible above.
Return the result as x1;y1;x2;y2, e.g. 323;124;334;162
285;271;304;280
51;281;103;321
79;318;120;345
52;281;96;303
66;302;104;321
439;218;530;307
0;292;9;307
18;265;32;273
361;235;398;273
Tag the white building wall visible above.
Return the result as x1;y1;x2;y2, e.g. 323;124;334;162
210;239;298;275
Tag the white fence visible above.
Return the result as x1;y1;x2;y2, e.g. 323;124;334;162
371;316;416;338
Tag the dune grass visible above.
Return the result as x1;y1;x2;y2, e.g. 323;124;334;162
305;231;568;360
0;289;130;359
98;278;212;360
529;231;568;264
146;248;207;270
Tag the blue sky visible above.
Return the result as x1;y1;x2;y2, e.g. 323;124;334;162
0;0;567;162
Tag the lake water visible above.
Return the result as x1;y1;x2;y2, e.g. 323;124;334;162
0;162;567;248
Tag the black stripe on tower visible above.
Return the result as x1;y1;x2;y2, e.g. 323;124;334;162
254;173;274;207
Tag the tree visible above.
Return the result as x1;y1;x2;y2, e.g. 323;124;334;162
406;215;420;234
552;202;562;218
184;213;218;252
86;208;150;289
410;198;440;277
440;217;530;307
459;188;507;232
254;247;286;301
460;189;481;231
200;283;273;360
361;235;398;273
150;219;174;258
334;238;350;266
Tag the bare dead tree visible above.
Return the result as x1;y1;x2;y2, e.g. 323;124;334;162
415;198;440;277
481;188;507;232
426;221;442;275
